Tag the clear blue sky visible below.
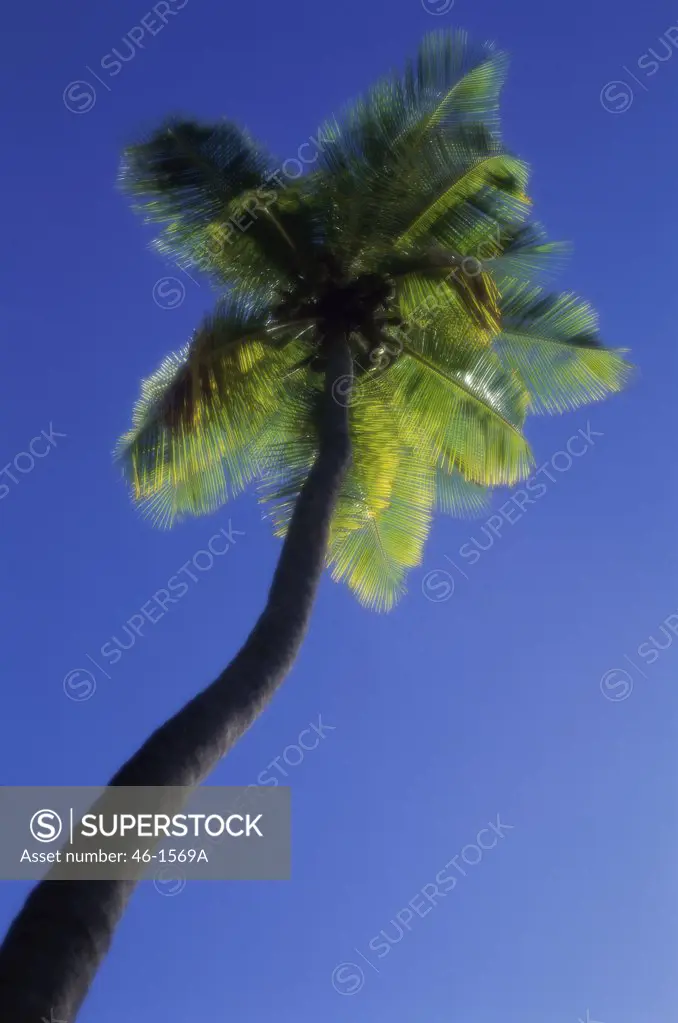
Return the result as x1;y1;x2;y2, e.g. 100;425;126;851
1;1;676;1021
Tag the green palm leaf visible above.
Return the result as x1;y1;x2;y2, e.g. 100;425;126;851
116;296;312;525
383;305;533;486
495;284;633;413
393;132;529;250
435;468;494;517
327;443;435;611
308;32;511;262
409;31;509;132
119;120;322;296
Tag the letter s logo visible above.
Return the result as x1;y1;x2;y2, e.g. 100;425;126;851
152;277;186;310
30;809;63;843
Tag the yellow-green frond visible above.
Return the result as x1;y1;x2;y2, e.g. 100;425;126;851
328;440;436;612
435;468;494;517
496;284;633;413
117;298;312;526
390;329;533;486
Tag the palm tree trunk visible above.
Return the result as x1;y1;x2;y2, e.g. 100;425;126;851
0;336;354;1023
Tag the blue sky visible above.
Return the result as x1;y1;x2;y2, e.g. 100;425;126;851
1;0;676;1021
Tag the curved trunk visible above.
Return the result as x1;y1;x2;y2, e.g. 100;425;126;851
0;338;353;1023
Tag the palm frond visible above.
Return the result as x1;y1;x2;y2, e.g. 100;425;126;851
393;130;529;249
484;223;570;282
117;296;312;525
389;311;533;485
435;468;494;517
495;284;633;413
119;119;322;294
408;31;509;134
307;31;510;261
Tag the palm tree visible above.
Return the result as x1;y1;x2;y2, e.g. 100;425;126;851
0;30;631;1022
